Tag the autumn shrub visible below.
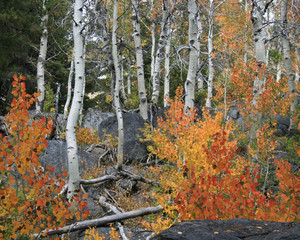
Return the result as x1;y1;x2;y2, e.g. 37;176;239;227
76;126;100;146
0;75;80;239
142;87;299;233
84;226;119;240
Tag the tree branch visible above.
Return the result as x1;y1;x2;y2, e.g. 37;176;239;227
35;205;163;237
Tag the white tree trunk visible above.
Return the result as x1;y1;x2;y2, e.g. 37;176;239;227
64;59;74;121
150;0;156;92
197;12;204;91
119;53;127;103
276;61;282;82
112;0;124;170
164;2;172;108
250;0;267;140
185;0;200;111
295;46;300;85
79;43;86;127
206;0;214;108
127;73;131;94
244;0;248;63
132;1;148;120
36;0;48;114
151;0;169;104
281;0;296;127
66;0;85;200
55;83;61;115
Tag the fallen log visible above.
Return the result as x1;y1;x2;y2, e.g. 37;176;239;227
35;205;163;237
120;170;160;186
99;196;128;240
80;175;118;185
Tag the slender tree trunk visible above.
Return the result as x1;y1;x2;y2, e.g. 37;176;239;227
295;46;299;85
150;0;156;93
119;53;127;103
164;1;172;108
112;0;124;171
244;0;248;63
55;83;61;115
79;43;86;127
197;11;204;91
276;61;282;82
94;0;114;98
185;0;200;111
151;0;169;104
132;0;148;120
281;0;296;128
127;73;131;94
206;0;214;108
64;59;74;121
66;0;85;200
36;0;48;114
250;0;267;140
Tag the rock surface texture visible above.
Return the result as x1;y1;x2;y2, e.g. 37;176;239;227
83;108;114;131
39;140;96;175
152;219;300;240
98;112;148;163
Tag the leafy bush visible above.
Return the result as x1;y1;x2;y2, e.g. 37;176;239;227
142;87;299;233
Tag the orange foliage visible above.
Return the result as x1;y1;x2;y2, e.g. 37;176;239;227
76;126;100;146
143;87;299;233
0;75;88;239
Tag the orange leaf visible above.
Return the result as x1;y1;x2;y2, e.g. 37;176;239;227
83;193;88;198
296;147;300;157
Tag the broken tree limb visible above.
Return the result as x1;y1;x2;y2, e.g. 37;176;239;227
120;170;160;186
99;196;128;240
80;175;118;185
35;205;163;237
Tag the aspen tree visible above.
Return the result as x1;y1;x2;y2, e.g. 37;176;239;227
185;0;200;111
152;0;169;104
36;0;49;114
132;0;148;120
281;0;296;128
66;0;85;199
112;0;124;170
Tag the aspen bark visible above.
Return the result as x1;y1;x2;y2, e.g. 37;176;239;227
66;0;85;200
127;73;131;95
150;0;156;92
164;1;172;108
63;59;74;121
250;0;267;140
132;0;148;120
79;43;86;127
197;12;204;91
185;0;200;111
151;0;169;104
281;0;296;127
206;0;214;108
112;0;124;170
36;0;48;114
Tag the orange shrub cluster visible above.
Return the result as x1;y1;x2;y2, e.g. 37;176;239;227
143;87;299;233
0;75;88;239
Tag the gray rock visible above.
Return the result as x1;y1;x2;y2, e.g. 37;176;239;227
84;108;114;131
152;219;300;240
99;112;148;163
70;226;153;240
83;197;103;218
118;179;137;193
227;104;245;131
39;140;97;175
275;114;290;128
0;116;7;136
